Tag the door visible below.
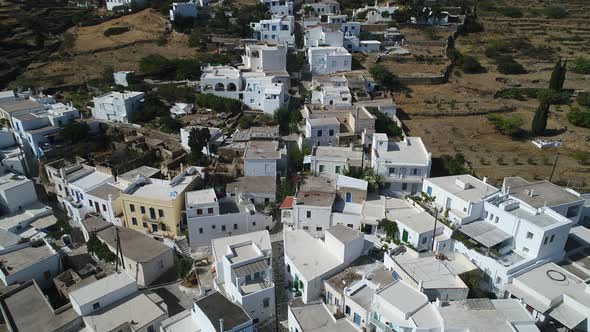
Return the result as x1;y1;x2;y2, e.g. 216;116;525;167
345;192;352;203
402;229;409;242
426;186;433;196
364;224;372;234
152;224;158;233
446;197;452;209
353;313;361;326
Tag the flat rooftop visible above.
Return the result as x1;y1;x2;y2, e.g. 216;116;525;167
289;300;358;332
376;280;429;316
308;117;340;126
0;281;81;332
83;293;165;331
196;292;251;332
392;250;477;290
438;299;539;332
212;230;271;264
225;176;277;194
68;170;112;191
0;242;55;276
0;99;44;113
0;171;30;192
313;146;362;164
504;177;582;208
326;224;361;244
284;229;342;280
374;135;430;164
510;205;561;228
327;256;393;292
69;271;135;306
244;140;281;160
118;165;160;183
232;126;279;142
97;227;171;263
426;175;499;203
125;173;197;201
86;183;121;201
385;199;440;234
296;191;336;207
186;188;218;205
458;219;512;248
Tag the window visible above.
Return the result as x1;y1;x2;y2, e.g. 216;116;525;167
316;226;323;231
161;224;167;231
319;165;325;172
335;166;341;174
327;291;333;303
550;234;555;243
143;222;148;228
265;198;270;203
197;208;203;215
212;224;216;229
89;199;93;207
544;236;548;245
93;302;100;310
489;213;494;220
495;216;499;223
58;184;62;191
388;167;395;175
208;208;214;214
526;232;533;239
522;247;529;253
222;225;226;231
130;204;135;212
286;263;290;272
132;217;137;225
263;298;270;307
158;209;164;218
347;224;354;228
147;326;155;332
421;237;427;244
353;313;361;326
402;183;408;190
328;129;334;136
252;221;257;226
307;211;311;218
246;274;252;282
412;168;419;175
495;276;502;284
234;223;238;230
345;305;351;315
140;206;146;214
335;298;340;306
149;208;156;219
102;204;107;212
265;163;271;173
199;228;203;234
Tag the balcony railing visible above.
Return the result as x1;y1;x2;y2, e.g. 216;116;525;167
370;316;394;332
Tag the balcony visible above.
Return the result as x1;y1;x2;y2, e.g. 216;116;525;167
142;215;165;223
239;278;273;296
370;315;395;332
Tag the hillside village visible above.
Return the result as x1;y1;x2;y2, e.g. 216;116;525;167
0;0;590;331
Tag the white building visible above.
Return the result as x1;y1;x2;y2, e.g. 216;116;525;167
371;134;431;196
0;128;26;175
353;3;399;24
240;44;289;77
383;248;478;302
170;102;194;117
170;1;205;22
250;16;295;46
303;0;340;16
0;240;61;288
259;0;293;16
423;174;500;225
284;225;364;303
304;117;340;147
304;25;343;48
106;0;146;10
243;140;284;177
186;188;274;248
96;226;175;286
288;300;359;332
180;126;226;155
211;231;274;324
226;176;277;205
161;291;255;332
113;70;133;87
90;91;144;123
343;35;381;53
311;76;352;107
308;145;363;177
69;271;168;332
505;262;590;331
307;47;352;75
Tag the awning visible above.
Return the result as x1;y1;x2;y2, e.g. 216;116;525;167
459;220;512;248
233;259;269;278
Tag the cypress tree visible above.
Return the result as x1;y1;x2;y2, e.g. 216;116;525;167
531;99;549;135
549;58;562;91
558;60;567;91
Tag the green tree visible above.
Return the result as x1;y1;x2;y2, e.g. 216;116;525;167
572;57;590;74
273;108;291;135
531;99;550;135
567;106;590;128
188;127;211;165
378;218;398;240
188;29;208;50
369;64;401;91
159;116;183;133
361;167;382;193
549;58;566;91
61;122;89;143
441;153;468;175
486;114;524;136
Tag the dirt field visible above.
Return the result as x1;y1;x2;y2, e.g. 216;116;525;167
10;9;196;88
400;0;590;191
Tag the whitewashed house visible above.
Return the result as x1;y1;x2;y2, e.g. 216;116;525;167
180;126;225;155
243;140;284;177
311;76;352;107
308;145;363;177
344;35;381;53
307;47;352;75
0;239;60;288
304;0;340;16
0;128;26;174
304;117;340;147
170;102;194;117
250;16;295;46
284;225;364;303
186;188;274;248
106;0;146;11
304;25;343;48
288;300;358;332
226;176;276;205
371;133;431;196
259;0;293;16
353;3;399;24
90;91;144;123
170;1;206;21
211;231;274;325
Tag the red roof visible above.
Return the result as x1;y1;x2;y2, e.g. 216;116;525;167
279;196;295;209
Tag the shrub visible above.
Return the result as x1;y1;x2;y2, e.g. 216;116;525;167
139;55;202;80
571;57;590;75
498;6;523;18
369;64;402;91
87;234;117;263
61;122;90;143
159;116;183;133
103;26;130;36
460;56;486;74
571;150;590;165
567;106;590;128
195;93;242;113
542;6;569;19
577;93;590;107
440;153;468;175
496;56;526;74
487;114;524;136
366;107;403;139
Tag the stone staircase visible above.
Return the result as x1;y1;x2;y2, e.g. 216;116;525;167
174;236;191;256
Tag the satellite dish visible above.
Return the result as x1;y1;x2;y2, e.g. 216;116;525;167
170;191;178;197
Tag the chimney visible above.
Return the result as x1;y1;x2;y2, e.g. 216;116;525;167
219;318;224;332
529;189;535;197
180;163;184;173
482;176;488;184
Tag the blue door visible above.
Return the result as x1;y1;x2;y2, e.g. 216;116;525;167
346;192;352;203
426;186;433;196
353;313;361;326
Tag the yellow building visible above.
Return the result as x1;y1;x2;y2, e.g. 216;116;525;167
119;167;201;238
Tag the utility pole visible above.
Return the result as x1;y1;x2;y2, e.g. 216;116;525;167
115;227;125;272
431;208;439;252
549;153;560;182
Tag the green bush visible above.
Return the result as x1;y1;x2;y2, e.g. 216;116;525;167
571;57;590;75
369;64;401;91
496;56;526;74
497;6;523;18
366;107;403;139
175;255;194;279
460;55;486;74
542;6;569;19
159;116;183;133
195;93;242;113
577;93;590;107
487;114;524;136
567;106;590;128
87;234;117;263
139;55;202;80
103;26;130;37
441;153;468;175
